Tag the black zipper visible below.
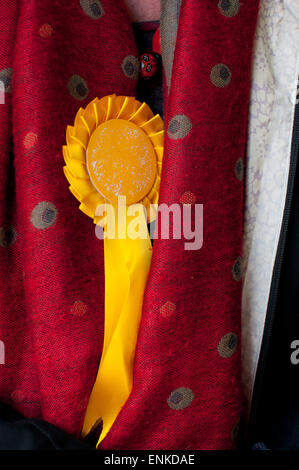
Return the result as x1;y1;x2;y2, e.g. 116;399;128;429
248;95;299;444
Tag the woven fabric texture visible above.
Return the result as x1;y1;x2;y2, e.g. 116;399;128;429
0;0;259;449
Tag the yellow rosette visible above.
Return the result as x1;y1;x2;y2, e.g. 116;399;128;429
63;94;164;446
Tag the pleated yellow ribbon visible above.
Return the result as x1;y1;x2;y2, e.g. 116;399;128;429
62;95;164;447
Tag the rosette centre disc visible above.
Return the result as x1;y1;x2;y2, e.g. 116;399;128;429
86;119;157;205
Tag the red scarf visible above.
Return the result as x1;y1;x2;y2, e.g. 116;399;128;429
0;0;259;449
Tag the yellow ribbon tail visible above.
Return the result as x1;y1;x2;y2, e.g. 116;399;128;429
82;215;152;446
